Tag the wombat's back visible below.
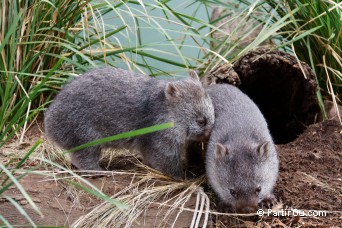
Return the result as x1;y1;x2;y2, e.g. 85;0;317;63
206;84;271;144
44;67;154;149
44;67;215;176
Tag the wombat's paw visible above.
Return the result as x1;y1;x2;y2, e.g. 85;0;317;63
259;195;277;209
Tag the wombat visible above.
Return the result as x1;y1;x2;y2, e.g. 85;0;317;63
205;84;279;213
44;67;215;179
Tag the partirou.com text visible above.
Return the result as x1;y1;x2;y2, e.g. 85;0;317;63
257;209;327;217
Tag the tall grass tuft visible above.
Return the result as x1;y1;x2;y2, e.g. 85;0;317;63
277;0;342;115
0;0;91;144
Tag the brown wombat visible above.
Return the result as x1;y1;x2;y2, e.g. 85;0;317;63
44;67;215;179
205;84;279;213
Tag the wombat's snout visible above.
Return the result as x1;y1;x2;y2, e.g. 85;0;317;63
218;198;258;214
234;199;258;214
238;205;258;214
202;128;212;141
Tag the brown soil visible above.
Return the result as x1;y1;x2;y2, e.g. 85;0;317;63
273;120;342;227
0;120;341;227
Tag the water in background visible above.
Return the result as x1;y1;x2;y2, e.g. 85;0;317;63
97;0;210;78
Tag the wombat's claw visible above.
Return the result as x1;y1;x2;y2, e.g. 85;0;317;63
260;196;277;209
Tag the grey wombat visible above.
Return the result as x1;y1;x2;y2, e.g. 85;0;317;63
205;84;279;213
44;67;215;178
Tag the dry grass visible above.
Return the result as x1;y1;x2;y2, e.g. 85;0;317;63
72;148;207;227
72;178;202;227
41;139;72;170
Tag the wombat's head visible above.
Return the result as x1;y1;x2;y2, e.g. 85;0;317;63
164;71;215;141
206;141;279;213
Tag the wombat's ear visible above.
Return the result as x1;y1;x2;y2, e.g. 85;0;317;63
214;143;231;159
165;82;181;100
257;141;271;159
188;70;200;81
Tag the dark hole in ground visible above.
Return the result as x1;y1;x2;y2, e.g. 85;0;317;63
232;49;320;144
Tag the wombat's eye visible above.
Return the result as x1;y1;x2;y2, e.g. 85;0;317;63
230;189;237;197
196;117;207;127
255;187;261;195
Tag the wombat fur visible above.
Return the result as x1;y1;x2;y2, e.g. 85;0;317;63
44;67;215;179
205;84;279;213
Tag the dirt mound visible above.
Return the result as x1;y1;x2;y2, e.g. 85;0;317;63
271;120;342;226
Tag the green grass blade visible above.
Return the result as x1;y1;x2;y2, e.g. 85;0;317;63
65;180;128;210
0;165;29;192
0;11;22;53
0;164;42;217
3;195;37;228
34;157;127;210
0;214;13;228
15;140;43;170
278;25;323;49
66;122;174;154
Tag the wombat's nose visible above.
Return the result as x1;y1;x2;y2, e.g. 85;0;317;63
240;206;257;214
203;129;212;140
